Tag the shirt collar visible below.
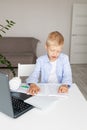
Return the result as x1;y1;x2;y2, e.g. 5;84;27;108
45;54;60;63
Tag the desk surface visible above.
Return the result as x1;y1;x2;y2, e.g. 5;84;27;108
0;83;87;130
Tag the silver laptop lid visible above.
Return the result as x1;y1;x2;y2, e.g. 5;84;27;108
0;73;14;118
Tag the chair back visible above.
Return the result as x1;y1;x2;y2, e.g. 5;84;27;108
18;63;35;77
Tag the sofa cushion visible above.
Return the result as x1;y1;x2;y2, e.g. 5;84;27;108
0;37;39;67
0;37;39;56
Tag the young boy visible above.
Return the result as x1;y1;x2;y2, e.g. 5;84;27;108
26;31;72;95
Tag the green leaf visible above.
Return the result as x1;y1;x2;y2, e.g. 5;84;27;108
4;27;9;30
1;29;6;33
6;19;10;24
0;34;2;38
9;23;14;26
10;21;16;24
7;25;11;28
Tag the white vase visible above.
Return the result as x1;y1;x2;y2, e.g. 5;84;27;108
9;77;21;90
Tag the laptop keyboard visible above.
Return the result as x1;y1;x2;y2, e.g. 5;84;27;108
12;96;33;115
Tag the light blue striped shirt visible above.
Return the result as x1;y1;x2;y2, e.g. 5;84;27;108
26;53;72;87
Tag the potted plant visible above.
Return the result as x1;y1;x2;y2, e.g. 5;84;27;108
0;20;16;76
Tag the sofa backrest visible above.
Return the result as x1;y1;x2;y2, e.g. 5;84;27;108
0;37;39;56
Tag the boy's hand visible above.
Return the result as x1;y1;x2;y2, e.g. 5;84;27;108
58;84;68;93
27;83;40;95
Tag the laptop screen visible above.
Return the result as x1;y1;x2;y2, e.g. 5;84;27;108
0;73;33;118
0;73;14;117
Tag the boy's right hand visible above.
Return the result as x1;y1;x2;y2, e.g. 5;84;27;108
27;83;40;95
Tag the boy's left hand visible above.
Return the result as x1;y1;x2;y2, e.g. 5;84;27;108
58;84;68;93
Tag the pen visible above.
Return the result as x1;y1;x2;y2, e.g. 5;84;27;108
21;85;29;88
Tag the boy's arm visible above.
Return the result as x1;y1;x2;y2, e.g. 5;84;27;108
62;55;72;87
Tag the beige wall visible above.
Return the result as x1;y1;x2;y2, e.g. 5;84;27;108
0;0;87;57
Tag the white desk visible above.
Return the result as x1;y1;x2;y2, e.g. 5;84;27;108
0;83;87;130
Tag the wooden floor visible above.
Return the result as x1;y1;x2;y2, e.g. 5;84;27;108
0;64;87;100
71;64;87;100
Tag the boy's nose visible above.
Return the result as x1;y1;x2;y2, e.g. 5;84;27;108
52;52;57;56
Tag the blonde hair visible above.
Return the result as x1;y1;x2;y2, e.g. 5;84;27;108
46;31;64;46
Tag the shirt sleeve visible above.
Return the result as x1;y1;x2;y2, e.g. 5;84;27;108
61;55;72;87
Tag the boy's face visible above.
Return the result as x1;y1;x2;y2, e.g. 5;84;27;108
45;44;63;61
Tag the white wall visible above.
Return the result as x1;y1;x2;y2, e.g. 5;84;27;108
0;0;87;57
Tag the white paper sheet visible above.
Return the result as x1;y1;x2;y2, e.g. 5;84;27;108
24;83;69;110
24;95;58;110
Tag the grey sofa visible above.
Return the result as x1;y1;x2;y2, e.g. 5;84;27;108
0;37;39;67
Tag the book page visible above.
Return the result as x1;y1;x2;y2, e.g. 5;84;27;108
36;83;68;97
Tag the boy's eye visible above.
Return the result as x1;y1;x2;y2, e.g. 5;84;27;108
50;49;55;51
50;50;60;53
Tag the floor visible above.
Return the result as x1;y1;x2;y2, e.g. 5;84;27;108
71;64;87;100
0;64;87;100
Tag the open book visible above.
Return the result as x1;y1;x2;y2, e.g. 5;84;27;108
13;83;68;97
35;83;68;97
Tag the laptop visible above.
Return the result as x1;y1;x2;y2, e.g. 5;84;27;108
0;73;34;118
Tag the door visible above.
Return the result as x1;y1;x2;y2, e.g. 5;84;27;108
70;3;87;64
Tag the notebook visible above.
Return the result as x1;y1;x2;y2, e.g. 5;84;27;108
0;73;34;118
